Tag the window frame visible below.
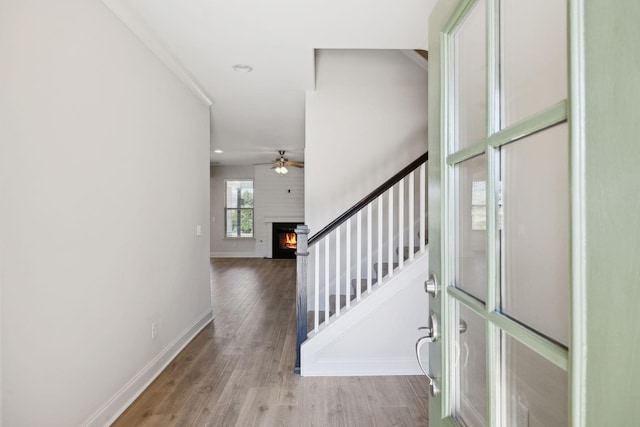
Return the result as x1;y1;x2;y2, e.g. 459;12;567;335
224;179;254;239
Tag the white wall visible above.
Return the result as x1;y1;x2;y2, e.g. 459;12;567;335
305;49;429;235
0;1;211;425
209;165;256;257
210;164;304;258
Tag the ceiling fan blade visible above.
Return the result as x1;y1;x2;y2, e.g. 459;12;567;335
286;161;304;168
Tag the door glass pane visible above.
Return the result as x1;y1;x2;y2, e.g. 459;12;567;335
503;333;568;427
500;124;569;346
454;0;487;149
454;304;487;427
500;0;567;127
454;154;487;302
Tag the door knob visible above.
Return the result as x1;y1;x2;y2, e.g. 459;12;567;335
424;273;439;298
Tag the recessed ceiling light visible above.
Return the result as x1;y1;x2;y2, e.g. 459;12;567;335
213;149;223;154
232;64;253;73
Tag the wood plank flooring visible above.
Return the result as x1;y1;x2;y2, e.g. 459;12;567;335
112;258;429;426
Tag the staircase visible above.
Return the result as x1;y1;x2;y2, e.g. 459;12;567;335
294;153;429;375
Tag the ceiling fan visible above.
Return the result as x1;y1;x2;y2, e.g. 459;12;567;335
261;150;304;175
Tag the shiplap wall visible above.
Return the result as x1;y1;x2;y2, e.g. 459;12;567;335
254;164;305;258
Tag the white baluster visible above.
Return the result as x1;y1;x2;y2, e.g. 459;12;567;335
314;243;319;330
377;195;383;285
388;187;394;277
335;227;341;317
368;204;373;293
399;179;404;269
420;163;426;252
357;210;363;301
324;236;330;324
346;218;351;309
409;171;415;261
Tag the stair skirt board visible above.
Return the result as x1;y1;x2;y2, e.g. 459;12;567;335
301;249;429;376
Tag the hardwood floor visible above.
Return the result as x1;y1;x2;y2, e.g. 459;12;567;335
112;258;429;426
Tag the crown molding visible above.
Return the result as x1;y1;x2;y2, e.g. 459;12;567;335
101;0;213;106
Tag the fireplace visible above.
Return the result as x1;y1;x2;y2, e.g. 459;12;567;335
272;222;302;259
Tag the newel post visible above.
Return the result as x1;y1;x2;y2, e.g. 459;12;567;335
294;225;309;374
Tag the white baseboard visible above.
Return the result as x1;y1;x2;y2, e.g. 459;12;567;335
82;309;213;427
300;358;422;376
210;252;262;258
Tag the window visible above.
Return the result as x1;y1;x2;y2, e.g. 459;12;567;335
225;180;254;238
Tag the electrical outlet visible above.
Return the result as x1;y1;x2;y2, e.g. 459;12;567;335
516;399;529;427
151;322;158;340
196;224;202;236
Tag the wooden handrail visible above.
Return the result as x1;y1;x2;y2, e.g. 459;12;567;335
308;152;428;245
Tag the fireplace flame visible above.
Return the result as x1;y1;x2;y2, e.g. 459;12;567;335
280;232;297;249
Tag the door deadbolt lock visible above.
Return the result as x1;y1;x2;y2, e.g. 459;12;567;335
424;273;439;298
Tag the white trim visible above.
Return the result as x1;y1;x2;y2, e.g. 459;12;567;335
569;0;586;425
82;310;213;427
402;50;429;71
300;358;423;377
263;216;304;223
210;252;262;258
100;0;213;106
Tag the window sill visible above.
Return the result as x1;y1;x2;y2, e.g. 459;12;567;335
223;237;256;241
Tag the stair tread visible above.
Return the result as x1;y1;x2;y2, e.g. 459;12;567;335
396;246;421;258
307;295;349;330
373;262;399;278
329;294;356;313
307;310;326;331
329;294;354;304
350;278;377;293
373;261;399;267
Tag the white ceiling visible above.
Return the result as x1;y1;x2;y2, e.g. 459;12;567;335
102;0;437;165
